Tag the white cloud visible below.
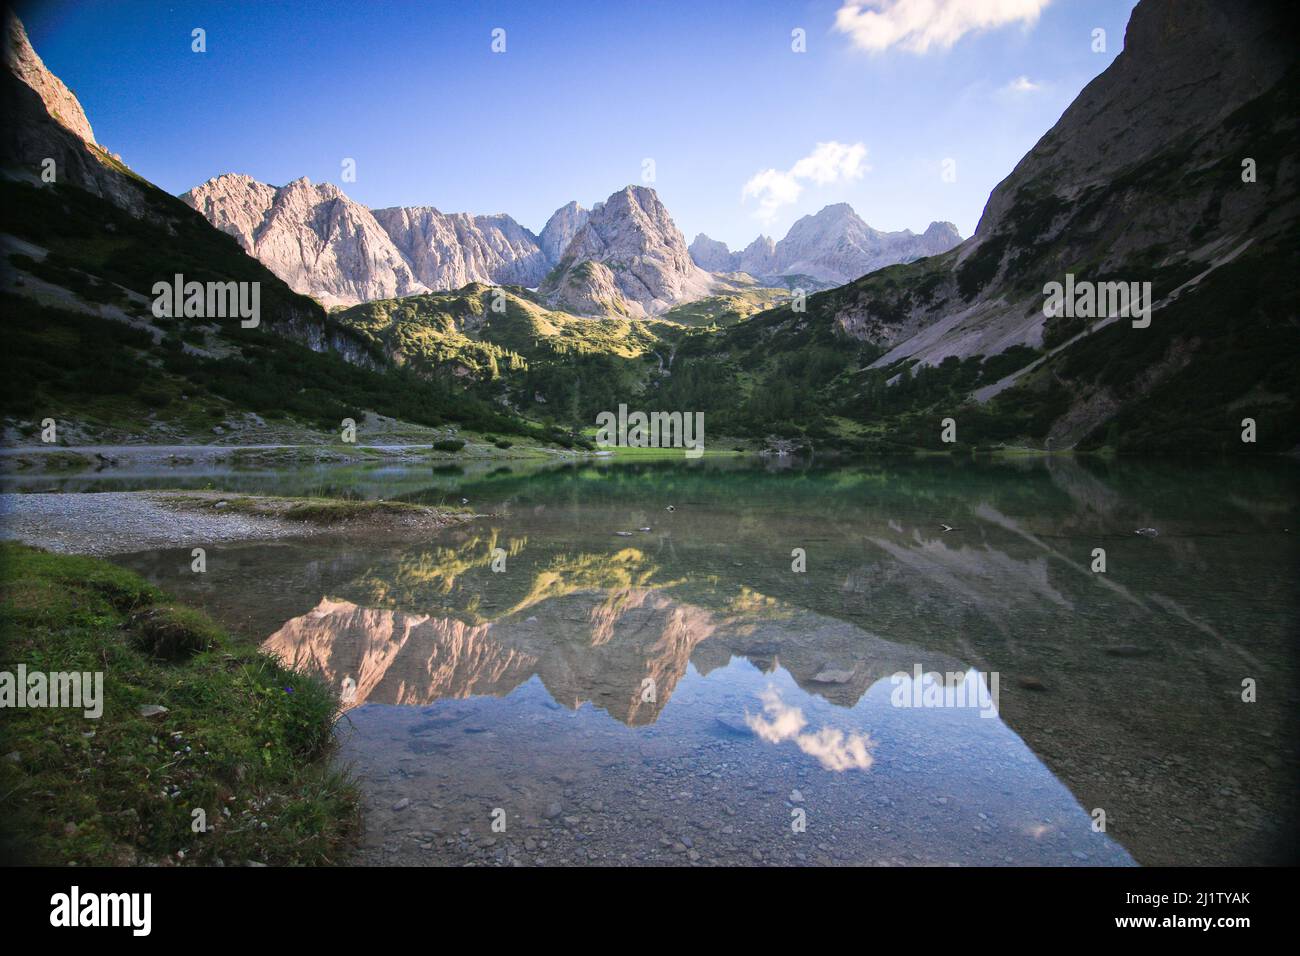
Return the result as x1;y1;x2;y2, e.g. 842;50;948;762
834;0;1052;55
742;141;869;220
745;687;875;772
741;168;803;219
1004;75;1041;93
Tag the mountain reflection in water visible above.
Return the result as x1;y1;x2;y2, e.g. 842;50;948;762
108;455;1297;866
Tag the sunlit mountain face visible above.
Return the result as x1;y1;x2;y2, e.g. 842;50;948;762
101;456;1297;866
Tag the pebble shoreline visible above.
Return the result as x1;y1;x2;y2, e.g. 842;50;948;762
0;492;311;556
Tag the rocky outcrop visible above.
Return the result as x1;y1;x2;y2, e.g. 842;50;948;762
687;233;734;272
538;201;588;263
734;235;779;276
183;174;739;317
778;204;947;283
182;172;278;248
183;174;564;307
1;16;383;378
775;0;1298;452
372;205;549;291
831;0;1296;370
471;213;550;286
974;0;1292;240
540;259;629;316
182;172;955;315
183;175;430;308
4;12;94;145
540;185;716;317
690;205;961;284
1;12;149;216
181;168;959;317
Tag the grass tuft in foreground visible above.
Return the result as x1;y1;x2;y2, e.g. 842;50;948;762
0;542;358;866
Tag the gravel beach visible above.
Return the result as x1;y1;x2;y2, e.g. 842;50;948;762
0;492;313;555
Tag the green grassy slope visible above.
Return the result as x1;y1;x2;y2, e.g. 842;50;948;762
332;285;670;426
0;542;358;865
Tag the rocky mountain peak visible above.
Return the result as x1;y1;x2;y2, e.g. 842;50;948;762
182;174;577;305
690;204;961;284
540;185;714;317
2;11;153;214
735;235;778;276
182;163;962;312
816;0;1297;451
923;221;961;242
181;174;429;307
811;202;859;220
574;185;688;260
688;233;735;272
975;0;1291;238
538;200;588;263
4;11;95;146
783;203;878;246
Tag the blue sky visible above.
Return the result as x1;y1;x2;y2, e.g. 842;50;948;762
19;0;1139;248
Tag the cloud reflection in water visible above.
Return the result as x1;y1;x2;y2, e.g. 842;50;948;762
745;685;875;771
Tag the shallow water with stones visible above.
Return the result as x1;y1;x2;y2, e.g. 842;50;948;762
80;455;1297;866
